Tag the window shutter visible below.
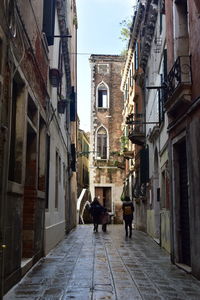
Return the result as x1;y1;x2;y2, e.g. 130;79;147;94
71;144;76;172
163;49;167;80
43;0;56;46
70;87;76;121
140;147;149;184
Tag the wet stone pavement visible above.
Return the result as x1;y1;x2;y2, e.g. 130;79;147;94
4;225;200;300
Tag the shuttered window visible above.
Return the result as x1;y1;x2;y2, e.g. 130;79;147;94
70;87;76;121
71;144;76;171
42;0;56;46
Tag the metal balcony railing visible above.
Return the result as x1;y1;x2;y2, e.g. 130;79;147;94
126;113;144;125
164;55;192;102
126;113;145;145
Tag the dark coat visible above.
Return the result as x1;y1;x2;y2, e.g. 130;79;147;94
89;201;105;224
122;201;134;223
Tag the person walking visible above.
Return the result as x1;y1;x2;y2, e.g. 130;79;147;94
122;196;134;238
89;197;104;232
101;208;110;232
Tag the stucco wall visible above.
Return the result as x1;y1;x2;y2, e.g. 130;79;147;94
160;210;171;253
147;209;156;238
44;221;66;255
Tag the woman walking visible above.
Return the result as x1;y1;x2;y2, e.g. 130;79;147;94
89;197;104;232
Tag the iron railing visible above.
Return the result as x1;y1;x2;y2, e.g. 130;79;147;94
126;113;144;125
126;113;145;134
164;55;192;101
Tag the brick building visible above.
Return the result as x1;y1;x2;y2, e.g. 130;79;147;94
0;0;77;296
89;55;125;223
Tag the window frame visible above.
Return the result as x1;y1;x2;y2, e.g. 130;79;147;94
95;126;108;160
96;81;109;109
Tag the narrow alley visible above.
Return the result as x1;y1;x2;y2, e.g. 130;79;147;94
4;225;200;300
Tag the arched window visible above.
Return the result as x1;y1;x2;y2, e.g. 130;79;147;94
97;82;109;108
96;127;107;159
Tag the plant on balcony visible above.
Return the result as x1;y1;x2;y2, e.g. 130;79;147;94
120;135;129;153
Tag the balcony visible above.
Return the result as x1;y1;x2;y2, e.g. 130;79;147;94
164;56;192;117
126;113;145;146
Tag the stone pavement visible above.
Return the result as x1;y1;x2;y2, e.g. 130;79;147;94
4;225;200;300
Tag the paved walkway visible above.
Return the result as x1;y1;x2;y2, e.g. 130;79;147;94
4;225;200;300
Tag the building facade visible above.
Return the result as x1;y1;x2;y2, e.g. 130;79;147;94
122;0;200;280
164;0;200;279
89;55;125;223
44;0;78;255
121;1;170;254
120;2;147;232
0;0;77;296
139;0;170;251
0;1;48;295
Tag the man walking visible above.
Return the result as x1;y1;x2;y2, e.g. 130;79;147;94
122;196;134;238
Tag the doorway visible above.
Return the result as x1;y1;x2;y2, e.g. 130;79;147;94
177;140;191;266
95;187;112;211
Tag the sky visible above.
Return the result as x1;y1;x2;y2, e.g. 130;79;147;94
76;0;136;132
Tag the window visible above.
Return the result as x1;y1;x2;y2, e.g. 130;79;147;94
159;0;165;34
8;73;25;183
97;127;107;159
97;82;108;108
63;163;66;188
71;144;76;171
134;42;139;71
129;69;132;87
38;117;45;191
55;151;60;209
42;0;56;45
45;135;50;209
174;0;189;56
159;49;167;123
57;40;63;97
70;86;76;121
161;170;166;209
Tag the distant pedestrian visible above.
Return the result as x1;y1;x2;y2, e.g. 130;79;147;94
89;197;104;232
122;196;134;238
101;208;110;232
